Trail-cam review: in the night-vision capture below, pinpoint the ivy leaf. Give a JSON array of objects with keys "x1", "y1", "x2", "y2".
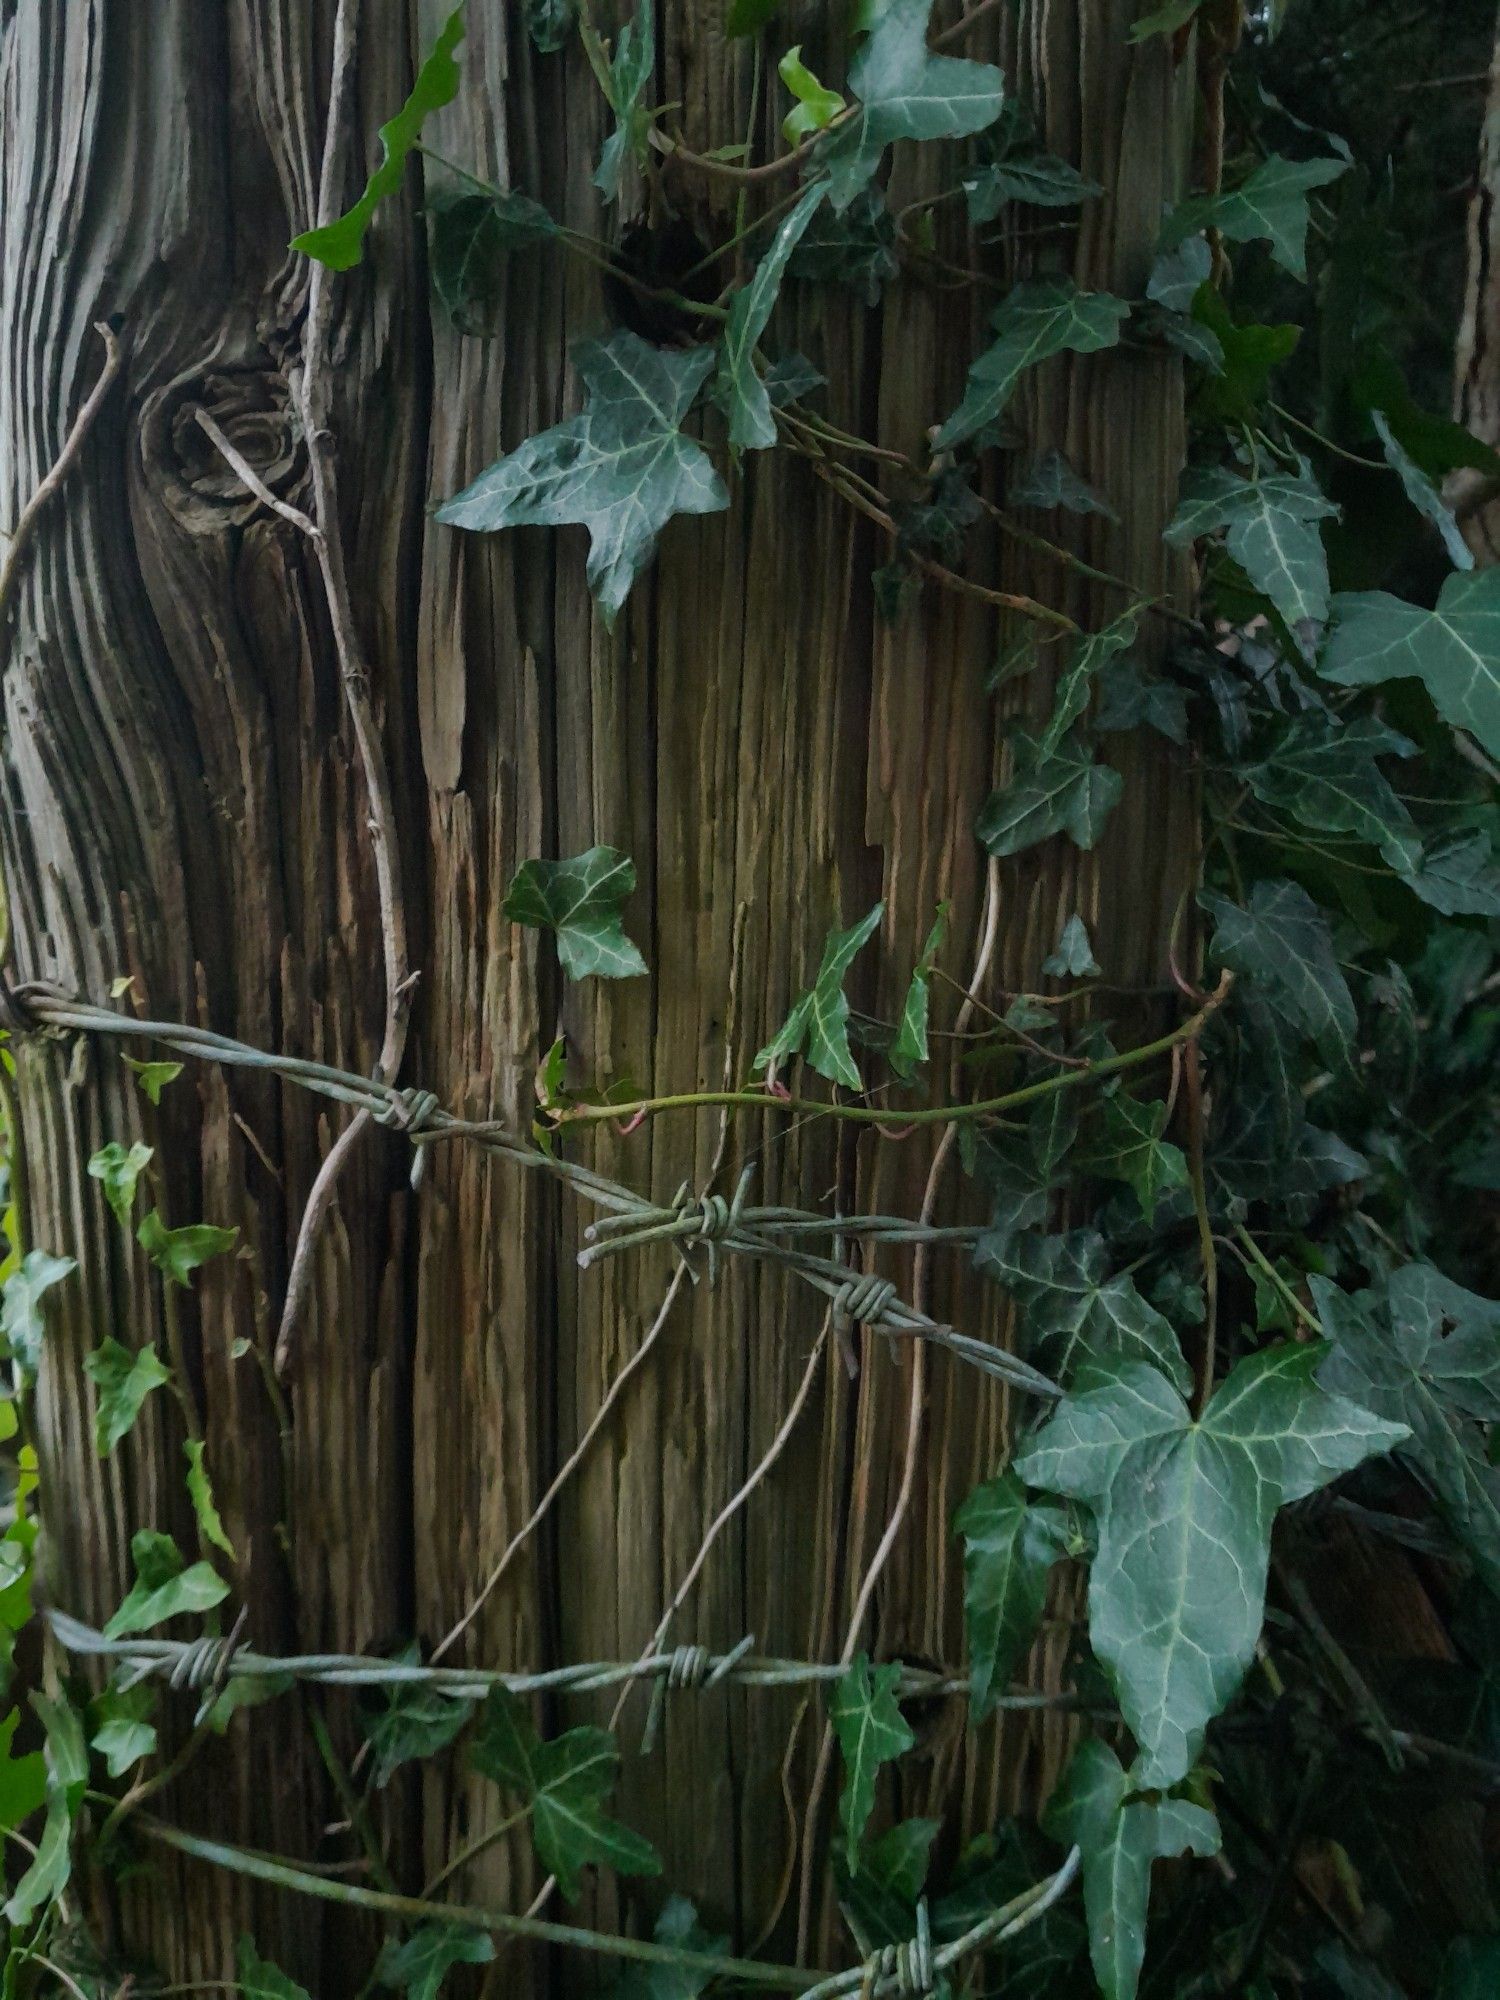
[
  {"x1": 935, "y1": 281, "x2": 1130, "y2": 452},
  {"x1": 1042, "y1": 1737, "x2": 1220, "y2": 2000},
  {"x1": 1316, "y1": 1267, "x2": 1500, "y2": 1593},
  {"x1": 1164, "y1": 462, "x2": 1338, "y2": 658},
  {"x1": 1200, "y1": 879, "x2": 1355, "y2": 1069},
  {"x1": 471, "y1": 1688, "x2": 661, "y2": 1901},
  {"x1": 137, "y1": 1211, "x2": 238, "y2": 1289},
  {"x1": 593, "y1": 2, "x2": 655, "y2": 200},
  {"x1": 436, "y1": 331, "x2": 728, "y2": 626},
  {"x1": 1095, "y1": 658, "x2": 1189, "y2": 744},
  {"x1": 978, "y1": 728, "x2": 1124, "y2": 858},
  {"x1": 123, "y1": 1056, "x2": 183, "y2": 1104},
  {"x1": 1016, "y1": 1346, "x2": 1407, "y2": 1786},
  {"x1": 787, "y1": 189, "x2": 897, "y2": 306},
  {"x1": 90, "y1": 1683, "x2": 158, "y2": 1780},
  {"x1": 83, "y1": 1337, "x2": 171, "y2": 1457},
  {"x1": 87, "y1": 1141, "x2": 153, "y2": 1231},
  {"x1": 365, "y1": 1663, "x2": 475, "y2": 1788},
  {"x1": 1371, "y1": 409, "x2": 1473, "y2": 571},
  {"x1": 813, "y1": 0, "x2": 1004, "y2": 211},
  {"x1": 1129, "y1": 0, "x2": 1203, "y2": 41},
  {"x1": 1189, "y1": 291, "x2": 1300, "y2": 425},
  {"x1": 1011, "y1": 448, "x2": 1118, "y2": 520},
  {"x1": 1161, "y1": 153, "x2": 1349, "y2": 280},
  {"x1": 602, "y1": 1896, "x2": 729, "y2": 2000},
  {"x1": 716, "y1": 183, "x2": 827, "y2": 453},
  {"x1": 235, "y1": 1938, "x2": 314, "y2": 2000},
  {"x1": 1402, "y1": 832, "x2": 1500, "y2": 917},
  {"x1": 292, "y1": 6, "x2": 466, "y2": 269},
  {"x1": 1351, "y1": 348, "x2": 1500, "y2": 482},
  {"x1": 103, "y1": 1530, "x2": 229, "y2": 1640},
  {"x1": 829, "y1": 1655, "x2": 915, "y2": 1865},
  {"x1": 1321, "y1": 568, "x2": 1500, "y2": 762},
  {"x1": 0, "y1": 1708, "x2": 45, "y2": 1831},
  {"x1": 1238, "y1": 713, "x2": 1421, "y2": 874},
  {"x1": 1040, "y1": 611, "x2": 1141, "y2": 757},
  {"x1": 4, "y1": 1696, "x2": 86, "y2": 1928},
  {"x1": 754, "y1": 902, "x2": 884, "y2": 1090},
  {"x1": 956, "y1": 1471, "x2": 1069, "y2": 1721},
  {"x1": 502, "y1": 847, "x2": 648, "y2": 980},
  {"x1": 1147, "y1": 234, "x2": 1211, "y2": 313},
  {"x1": 185, "y1": 1439, "x2": 236, "y2": 1559},
  {"x1": 1083, "y1": 1091, "x2": 1189, "y2": 1224},
  {"x1": 834, "y1": 1817, "x2": 940, "y2": 1954},
  {"x1": 526, "y1": 0, "x2": 576, "y2": 53},
  {"x1": 964, "y1": 154, "x2": 1102, "y2": 220},
  {"x1": 890, "y1": 909, "x2": 947, "y2": 1081},
  {"x1": 0, "y1": 1249, "x2": 75, "y2": 1374},
  {"x1": 375, "y1": 1924, "x2": 495, "y2": 2000},
  {"x1": 779, "y1": 47, "x2": 845, "y2": 144},
  {"x1": 977, "y1": 1230, "x2": 1190, "y2": 1391},
  {"x1": 727, "y1": 0, "x2": 782, "y2": 34},
  {"x1": 428, "y1": 187, "x2": 558, "y2": 337},
  {"x1": 1043, "y1": 914, "x2": 1100, "y2": 979}
]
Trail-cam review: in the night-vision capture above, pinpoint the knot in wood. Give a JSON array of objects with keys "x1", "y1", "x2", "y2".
[{"x1": 147, "y1": 364, "x2": 308, "y2": 533}]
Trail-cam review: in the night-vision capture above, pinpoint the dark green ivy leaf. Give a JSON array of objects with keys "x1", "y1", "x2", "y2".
[
  {"x1": 428, "y1": 186, "x2": 558, "y2": 336},
  {"x1": 1012, "y1": 448, "x2": 1118, "y2": 520},
  {"x1": 1238, "y1": 713, "x2": 1421, "y2": 874},
  {"x1": 977, "y1": 1229, "x2": 1190, "y2": 1391},
  {"x1": 185, "y1": 1438, "x2": 236, "y2": 1559},
  {"x1": 1082, "y1": 1090, "x2": 1190, "y2": 1224},
  {"x1": 502, "y1": 846, "x2": 648, "y2": 980},
  {"x1": 726, "y1": 0, "x2": 782, "y2": 34},
  {"x1": 1161, "y1": 153, "x2": 1349, "y2": 281},
  {"x1": 1129, "y1": 0, "x2": 1203, "y2": 42},
  {"x1": 292, "y1": 7, "x2": 466, "y2": 270},
  {"x1": 436, "y1": 332, "x2": 728, "y2": 625},
  {"x1": 977, "y1": 728, "x2": 1124, "y2": 858},
  {"x1": 601, "y1": 1895, "x2": 729, "y2": 1999},
  {"x1": 1371, "y1": 409, "x2": 1473, "y2": 572},
  {"x1": 1147, "y1": 234, "x2": 1211, "y2": 313},
  {"x1": 964, "y1": 153, "x2": 1102, "y2": 220},
  {"x1": 956, "y1": 1471, "x2": 1069, "y2": 1721},
  {"x1": 755, "y1": 902, "x2": 884, "y2": 1090},
  {"x1": 1188, "y1": 291, "x2": 1300, "y2": 426},
  {"x1": 375, "y1": 1924, "x2": 495, "y2": 2000},
  {"x1": 788, "y1": 189, "x2": 898, "y2": 306},
  {"x1": 103, "y1": 1530, "x2": 229, "y2": 1640},
  {"x1": 236, "y1": 1937, "x2": 314, "y2": 2000},
  {"x1": 1016, "y1": 1345, "x2": 1406, "y2": 1786},
  {"x1": 593, "y1": 2, "x2": 655, "y2": 200},
  {"x1": 1165, "y1": 462, "x2": 1338, "y2": 658},
  {"x1": 1321, "y1": 568, "x2": 1500, "y2": 763},
  {"x1": 526, "y1": 0, "x2": 576, "y2": 52},
  {"x1": 1042, "y1": 1737, "x2": 1220, "y2": 2000},
  {"x1": 830, "y1": 1655, "x2": 915, "y2": 1865},
  {"x1": 1403, "y1": 832, "x2": 1500, "y2": 917},
  {"x1": 471, "y1": 1687, "x2": 661, "y2": 1901},
  {"x1": 814, "y1": 0, "x2": 1005, "y2": 212},
  {"x1": 364, "y1": 1658, "x2": 475, "y2": 1789},
  {"x1": 84, "y1": 1337, "x2": 171, "y2": 1457},
  {"x1": 935, "y1": 281, "x2": 1130, "y2": 452},
  {"x1": 716, "y1": 183, "x2": 828, "y2": 453},
  {"x1": 1200, "y1": 878, "x2": 1355, "y2": 1069}
]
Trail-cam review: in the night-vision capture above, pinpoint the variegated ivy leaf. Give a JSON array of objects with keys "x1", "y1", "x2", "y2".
[
  {"x1": 935, "y1": 280, "x2": 1130, "y2": 452},
  {"x1": 292, "y1": 7, "x2": 466, "y2": 270},
  {"x1": 964, "y1": 152, "x2": 1101, "y2": 220},
  {"x1": 1160, "y1": 152, "x2": 1349, "y2": 281},
  {"x1": 502, "y1": 846, "x2": 648, "y2": 980},
  {"x1": 0, "y1": 1249, "x2": 76, "y2": 1374},
  {"x1": 890, "y1": 907, "x2": 947, "y2": 1081},
  {"x1": 1082, "y1": 1090, "x2": 1189, "y2": 1224},
  {"x1": 375, "y1": 1924, "x2": 495, "y2": 2000},
  {"x1": 592, "y1": 2, "x2": 655, "y2": 200},
  {"x1": 437, "y1": 332, "x2": 728, "y2": 625},
  {"x1": 84, "y1": 1337, "x2": 171, "y2": 1457},
  {"x1": 716, "y1": 183, "x2": 827, "y2": 453},
  {"x1": 87, "y1": 1141, "x2": 153, "y2": 1231},
  {"x1": 1200, "y1": 878, "x2": 1355, "y2": 1070},
  {"x1": 956, "y1": 1471, "x2": 1069, "y2": 1721},
  {"x1": 1164, "y1": 462, "x2": 1338, "y2": 658},
  {"x1": 829, "y1": 1655, "x2": 915, "y2": 1865},
  {"x1": 103, "y1": 1530, "x2": 229, "y2": 1641},
  {"x1": 977, "y1": 1227, "x2": 1190, "y2": 1392},
  {"x1": 1320, "y1": 567, "x2": 1500, "y2": 763},
  {"x1": 977, "y1": 728, "x2": 1123, "y2": 859},
  {"x1": 1043, "y1": 1737, "x2": 1220, "y2": 2000},
  {"x1": 471, "y1": 1687, "x2": 661, "y2": 1901},
  {"x1": 1238, "y1": 713, "x2": 1421, "y2": 874},
  {"x1": 1371, "y1": 409, "x2": 1473, "y2": 572},
  {"x1": 813, "y1": 0, "x2": 1005, "y2": 212},
  {"x1": 1015, "y1": 1345, "x2": 1407, "y2": 1787},
  {"x1": 755, "y1": 902, "x2": 884, "y2": 1090},
  {"x1": 365, "y1": 1655, "x2": 475, "y2": 1788},
  {"x1": 1043, "y1": 914, "x2": 1100, "y2": 979}
]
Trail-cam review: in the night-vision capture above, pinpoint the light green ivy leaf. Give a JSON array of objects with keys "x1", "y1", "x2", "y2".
[
  {"x1": 956, "y1": 1471, "x2": 1069, "y2": 1721},
  {"x1": 0, "y1": 1249, "x2": 76, "y2": 1374},
  {"x1": 185, "y1": 1439, "x2": 237, "y2": 1559},
  {"x1": 1016, "y1": 1345, "x2": 1407, "y2": 1786},
  {"x1": 813, "y1": 0, "x2": 1004, "y2": 211},
  {"x1": 137, "y1": 1210, "x2": 238, "y2": 1289},
  {"x1": 472, "y1": 1688, "x2": 661, "y2": 1901},
  {"x1": 292, "y1": 7, "x2": 466, "y2": 269},
  {"x1": 235, "y1": 1937, "x2": 314, "y2": 2000},
  {"x1": 755, "y1": 902, "x2": 884, "y2": 1090},
  {"x1": 935, "y1": 280, "x2": 1130, "y2": 452},
  {"x1": 502, "y1": 846, "x2": 648, "y2": 980},
  {"x1": 123, "y1": 1056, "x2": 183, "y2": 1104},
  {"x1": 1043, "y1": 1737, "x2": 1220, "y2": 2000},
  {"x1": 890, "y1": 908, "x2": 947, "y2": 1081},
  {"x1": 84, "y1": 1336, "x2": 171, "y2": 1457},
  {"x1": 716, "y1": 183, "x2": 828, "y2": 453},
  {"x1": 87, "y1": 1141, "x2": 153, "y2": 1231},
  {"x1": 1043, "y1": 914, "x2": 1101, "y2": 978},
  {"x1": 90, "y1": 1683, "x2": 158, "y2": 1780},
  {"x1": 830, "y1": 1655, "x2": 915, "y2": 1865},
  {"x1": 780, "y1": 47, "x2": 846, "y2": 144},
  {"x1": 0, "y1": 1709, "x2": 45, "y2": 1833},
  {"x1": 103, "y1": 1530, "x2": 229, "y2": 1640},
  {"x1": 436, "y1": 331, "x2": 728, "y2": 625},
  {"x1": 1161, "y1": 152, "x2": 1349, "y2": 281},
  {"x1": 1320, "y1": 567, "x2": 1500, "y2": 763},
  {"x1": 375, "y1": 1924, "x2": 496, "y2": 2000},
  {"x1": 593, "y1": 2, "x2": 655, "y2": 200}
]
